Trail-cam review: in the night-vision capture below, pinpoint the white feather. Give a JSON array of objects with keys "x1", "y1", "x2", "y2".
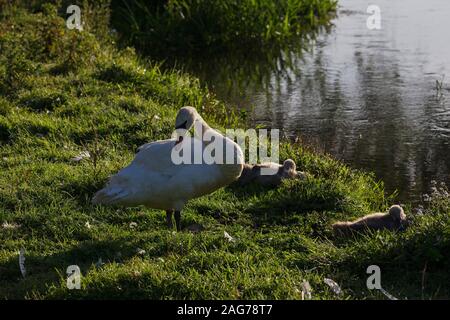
[{"x1": 19, "y1": 248, "x2": 26, "y2": 278}]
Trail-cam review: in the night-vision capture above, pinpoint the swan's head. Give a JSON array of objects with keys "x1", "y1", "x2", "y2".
[
  {"x1": 175, "y1": 106, "x2": 199, "y2": 130},
  {"x1": 174, "y1": 106, "x2": 202, "y2": 144}
]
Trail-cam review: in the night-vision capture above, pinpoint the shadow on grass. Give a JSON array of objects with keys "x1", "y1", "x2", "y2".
[
  {"x1": 225, "y1": 179, "x2": 345, "y2": 230},
  {"x1": 0, "y1": 238, "x2": 143, "y2": 299}
]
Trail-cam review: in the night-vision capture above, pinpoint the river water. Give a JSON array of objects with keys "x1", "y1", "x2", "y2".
[{"x1": 192, "y1": 0, "x2": 450, "y2": 203}]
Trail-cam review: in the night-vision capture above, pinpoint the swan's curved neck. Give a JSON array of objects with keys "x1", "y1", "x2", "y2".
[
  {"x1": 193, "y1": 114, "x2": 244, "y2": 167},
  {"x1": 193, "y1": 116, "x2": 213, "y2": 139}
]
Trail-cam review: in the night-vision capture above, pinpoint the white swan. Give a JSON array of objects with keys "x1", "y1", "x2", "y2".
[{"x1": 92, "y1": 107, "x2": 244, "y2": 231}]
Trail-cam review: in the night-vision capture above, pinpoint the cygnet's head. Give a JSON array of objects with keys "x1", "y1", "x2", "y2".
[
  {"x1": 283, "y1": 159, "x2": 296, "y2": 171},
  {"x1": 388, "y1": 205, "x2": 406, "y2": 221}
]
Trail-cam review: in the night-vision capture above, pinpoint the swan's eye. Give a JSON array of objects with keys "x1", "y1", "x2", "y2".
[{"x1": 175, "y1": 120, "x2": 187, "y2": 129}]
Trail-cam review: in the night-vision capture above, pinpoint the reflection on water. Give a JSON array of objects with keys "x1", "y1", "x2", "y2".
[{"x1": 185, "y1": 0, "x2": 450, "y2": 203}]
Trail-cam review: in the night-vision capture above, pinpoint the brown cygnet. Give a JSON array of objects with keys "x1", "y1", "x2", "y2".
[
  {"x1": 236, "y1": 159, "x2": 306, "y2": 187},
  {"x1": 332, "y1": 205, "x2": 408, "y2": 236}
]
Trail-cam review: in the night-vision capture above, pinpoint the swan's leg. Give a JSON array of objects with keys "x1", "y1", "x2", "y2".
[
  {"x1": 174, "y1": 211, "x2": 181, "y2": 232},
  {"x1": 166, "y1": 210, "x2": 174, "y2": 229}
]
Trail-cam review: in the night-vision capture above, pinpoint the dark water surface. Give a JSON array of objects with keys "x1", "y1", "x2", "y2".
[{"x1": 189, "y1": 0, "x2": 450, "y2": 203}]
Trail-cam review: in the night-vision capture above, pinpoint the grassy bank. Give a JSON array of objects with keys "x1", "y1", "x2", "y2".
[
  {"x1": 0, "y1": 4, "x2": 449, "y2": 299},
  {"x1": 111, "y1": 0, "x2": 337, "y2": 57}
]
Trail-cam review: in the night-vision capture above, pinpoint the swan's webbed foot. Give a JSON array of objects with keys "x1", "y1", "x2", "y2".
[
  {"x1": 174, "y1": 211, "x2": 181, "y2": 232},
  {"x1": 166, "y1": 210, "x2": 174, "y2": 229}
]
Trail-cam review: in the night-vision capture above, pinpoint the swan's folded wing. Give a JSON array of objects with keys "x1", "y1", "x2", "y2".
[
  {"x1": 133, "y1": 137, "x2": 211, "y2": 176},
  {"x1": 132, "y1": 139, "x2": 183, "y2": 176},
  {"x1": 135, "y1": 140, "x2": 160, "y2": 153}
]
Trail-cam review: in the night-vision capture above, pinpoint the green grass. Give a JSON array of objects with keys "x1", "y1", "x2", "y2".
[
  {"x1": 110, "y1": 0, "x2": 337, "y2": 57},
  {"x1": 0, "y1": 4, "x2": 449, "y2": 300}
]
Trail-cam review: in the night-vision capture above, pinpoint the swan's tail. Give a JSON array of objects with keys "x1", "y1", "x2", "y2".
[{"x1": 92, "y1": 176, "x2": 130, "y2": 205}]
